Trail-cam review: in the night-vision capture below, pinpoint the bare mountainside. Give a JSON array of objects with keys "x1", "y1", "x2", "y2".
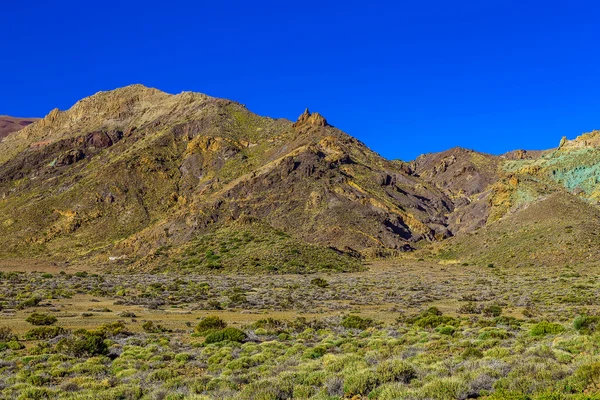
[{"x1": 1, "y1": 84, "x2": 599, "y2": 271}]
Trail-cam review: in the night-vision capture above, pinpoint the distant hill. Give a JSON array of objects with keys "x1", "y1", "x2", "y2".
[
  {"x1": 0, "y1": 116, "x2": 39, "y2": 139},
  {"x1": 1, "y1": 85, "x2": 598, "y2": 271}
]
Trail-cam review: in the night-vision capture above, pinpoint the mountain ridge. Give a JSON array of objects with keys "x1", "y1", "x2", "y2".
[{"x1": 1, "y1": 85, "x2": 598, "y2": 271}]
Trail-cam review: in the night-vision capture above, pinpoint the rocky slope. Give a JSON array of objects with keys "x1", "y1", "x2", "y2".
[{"x1": 425, "y1": 134, "x2": 600, "y2": 267}]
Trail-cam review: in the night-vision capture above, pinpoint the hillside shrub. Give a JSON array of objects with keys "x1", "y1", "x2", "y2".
[
  {"x1": 196, "y1": 316, "x2": 227, "y2": 334},
  {"x1": 17, "y1": 296, "x2": 41, "y2": 309},
  {"x1": 341, "y1": 315, "x2": 374, "y2": 330},
  {"x1": 0, "y1": 326, "x2": 15, "y2": 341},
  {"x1": 376, "y1": 359, "x2": 417, "y2": 383},
  {"x1": 530, "y1": 321, "x2": 565, "y2": 336},
  {"x1": 483, "y1": 304, "x2": 503, "y2": 317},
  {"x1": 310, "y1": 277, "x2": 329, "y2": 288},
  {"x1": 26, "y1": 312, "x2": 57, "y2": 326},
  {"x1": 204, "y1": 327, "x2": 246, "y2": 344},
  {"x1": 343, "y1": 369, "x2": 379, "y2": 396},
  {"x1": 57, "y1": 331, "x2": 108, "y2": 357},
  {"x1": 142, "y1": 321, "x2": 169, "y2": 333},
  {"x1": 412, "y1": 307, "x2": 459, "y2": 329},
  {"x1": 574, "y1": 315, "x2": 600, "y2": 334},
  {"x1": 24, "y1": 326, "x2": 67, "y2": 340}
]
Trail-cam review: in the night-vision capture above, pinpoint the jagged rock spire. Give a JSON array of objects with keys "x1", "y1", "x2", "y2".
[{"x1": 293, "y1": 108, "x2": 328, "y2": 128}]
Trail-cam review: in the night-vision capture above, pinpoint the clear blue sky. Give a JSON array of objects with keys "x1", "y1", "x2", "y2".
[{"x1": 2, "y1": 1, "x2": 600, "y2": 160}]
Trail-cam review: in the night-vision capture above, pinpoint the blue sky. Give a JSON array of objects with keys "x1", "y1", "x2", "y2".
[{"x1": 2, "y1": 1, "x2": 600, "y2": 160}]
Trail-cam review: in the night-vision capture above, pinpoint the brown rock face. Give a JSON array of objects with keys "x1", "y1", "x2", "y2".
[{"x1": 0, "y1": 116, "x2": 40, "y2": 140}]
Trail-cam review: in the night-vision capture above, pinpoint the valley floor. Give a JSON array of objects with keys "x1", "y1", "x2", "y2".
[{"x1": 1, "y1": 259, "x2": 600, "y2": 399}]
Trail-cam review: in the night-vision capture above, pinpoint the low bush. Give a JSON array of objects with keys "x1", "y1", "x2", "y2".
[
  {"x1": 142, "y1": 321, "x2": 169, "y2": 333},
  {"x1": 343, "y1": 368, "x2": 379, "y2": 396},
  {"x1": 196, "y1": 316, "x2": 227, "y2": 334},
  {"x1": 0, "y1": 326, "x2": 15, "y2": 341},
  {"x1": 24, "y1": 326, "x2": 67, "y2": 340},
  {"x1": 530, "y1": 321, "x2": 565, "y2": 337},
  {"x1": 375, "y1": 359, "x2": 416, "y2": 384},
  {"x1": 412, "y1": 307, "x2": 459, "y2": 329},
  {"x1": 26, "y1": 312, "x2": 57, "y2": 326},
  {"x1": 17, "y1": 296, "x2": 41, "y2": 309},
  {"x1": 57, "y1": 331, "x2": 108, "y2": 357},
  {"x1": 483, "y1": 303, "x2": 503, "y2": 317},
  {"x1": 436, "y1": 325, "x2": 456, "y2": 336},
  {"x1": 204, "y1": 327, "x2": 246, "y2": 344},
  {"x1": 98, "y1": 321, "x2": 129, "y2": 337},
  {"x1": 310, "y1": 277, "x2": 329, "y2": 288},
  {"x1": 573, "y1": 315, "x2": 600, "y2": 334},
  {"x1": 341, "y1": 315, "x2": 375, "y2": 330}
]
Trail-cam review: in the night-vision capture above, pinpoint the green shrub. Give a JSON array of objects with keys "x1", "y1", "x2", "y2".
[
  {"x1": 570, "y1": 361, "x2": 600, "y2": 392},
  {"x1": 412, "y1": 307, "x2": 459, "y2": 329},
  {"x1": 237, "y1": 379, "x2": 294, "y2": 400},
  {"x1": 175, "y1": 352, "x2": 192, "y2": 362},
  {"x1": 375, "y1": 359, "x2": 416, "y2": 384},
  {"x1": 341, "y1": 315, "x2": 374, "y2": 330},
  {"x1": 530, "y1": 321, "x2": 564, "y2": 337},
  {"x1": 57, "y1": 331, "x2": 108, "y2": 357},
  {"x1": 17, "y1": 296, "x2": 42, "y2": 309},
  {"x1": 24, "y1": 326, "x2": 67, "y2": 340},
  {"x1": 6, "y1": 340, "x2": 24, "y2": 350},
  {"x1": 573, "y1": 315, "x2": 600, "y2": 334},
  {"x1": 344, "y1": 369, "x2": 379, "y2": 396},
  {"x1": 0, "y1": 326, "x2": 15, "y2": 341},
  {"x1": 196, "y1": 316, "x2": 227, "y2": 334},
  {"x1": 98, "y1": 321, "x2": 129, "y2": 337},
  {"x1": 458, "y1": 302, "x2": 481, "y2": 314},
  {"x1": 483, "y1": 304, "x2": 503, "y2": 317},
  {"x1": 142, "y1": 321, "x2": 169, "y2": 333},
  {"x1": 372, "y1": 383, "x2": 410, "y2": 400},
  {"x1": 204, "y1": 327, "x2": 246, "y2": 344},
  {"x1": 436, "y1": 325, "x2": 456, "y2": 336},
  {"x1": 310, "y1": 277, "x2": 329, "y2": 288},
  {"x1": 26, "y1": 312, "x2": 57, "y2": 326},
  {"x1": 419, "y1": 377, "x2": 468, "y2": 400},
  {"x1": 17, "y1": 387, "x2": 56, "y2": 400},
  {"x1": 478, "y1": 328, "x2": 509, "y2": 340},
  {"x1": 461, "y1": 347, "x2": 483, "y2": 359},
  {"x1": 148, "y1": 368, "x2": 177, "y2": 382},
  {"x1": 303, "y1": 345, "x2": 327, "y2": 359}
]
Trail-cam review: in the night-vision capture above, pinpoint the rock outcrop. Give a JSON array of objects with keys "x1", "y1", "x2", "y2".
[{"x1": 292, "y1": 108, "x2": 328, "y2": 128}]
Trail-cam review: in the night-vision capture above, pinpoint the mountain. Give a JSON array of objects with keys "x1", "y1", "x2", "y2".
[
  {"x1": 0, "y1": 116, "x2": 39, "y2": 139},
  {"x1": 0, "y1": 85, "x2": 451, "y2": 272},
  {"x1": 1, "y1": 85, "x2": 599, "y2": 272},
  {"x1": 425, "y1": 133, "x2": 600, "y2": 267}
]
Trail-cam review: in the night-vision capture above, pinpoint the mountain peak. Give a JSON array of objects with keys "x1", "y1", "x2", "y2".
[{"x1": 292, "y1": 108, "x2": 328, "y2": 128}]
